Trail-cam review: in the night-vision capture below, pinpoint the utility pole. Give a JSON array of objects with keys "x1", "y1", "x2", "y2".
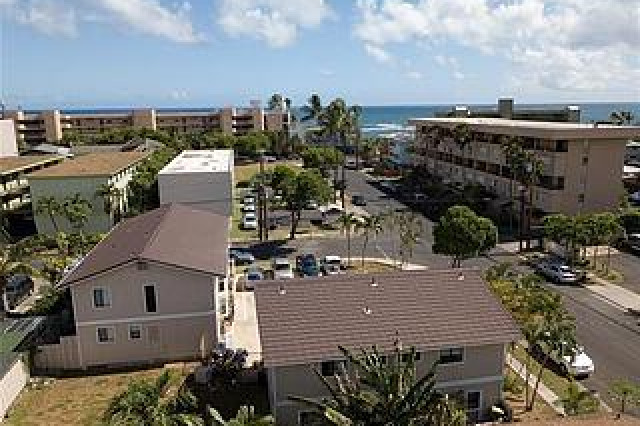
[
  {"x1": 258, "y1": 151, "x2": 266, "y2": 242},
  {"x1": 519, "y1": 186, "x2": 526, "y2": 252}
]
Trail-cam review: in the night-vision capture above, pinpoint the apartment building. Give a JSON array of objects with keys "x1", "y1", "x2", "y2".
[
  {"x1": 409, "y1": 117, "x2": 640, "y2": 216},
  {"x1": 28, "y1": 152, "x2": 148, "y2": 234},
  {"x1": 0, "y1": 155, "x2": 65, "y2": 212},
  {"x1": 255, "y1": 269, "x2": 520, "y2": 425},
  {"x1": 158, "y1": 149, "x2": 234, "y2": 217},
  {"x1": 5, "y1": 106, "x2": 290, "y2": 145},
  {"x1": 436, "y1": 97, "x2": 581, "y2": 123},
  {"x1": 0, "y1": 119, "x2": 18, "y2": 157},
  {"x1": 56, "y1": 204, "x2": 230, "y2": 369}
]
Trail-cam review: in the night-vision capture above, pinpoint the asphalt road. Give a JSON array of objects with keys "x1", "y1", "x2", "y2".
[{"x1": 244, "y1": 169, "x2": 640, "y2": 415}]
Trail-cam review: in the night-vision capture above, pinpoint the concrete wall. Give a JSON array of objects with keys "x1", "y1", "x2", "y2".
[
  {"x1": 268, "y1": 343, "x2": 506, "y2": 425},
  {"x1": 0, "y1": 120, "x2": 18, "y2": 157},
  {"x1": 158, "y1": 171, "x2": 232, "y2": 217},
  {"x1": 0, "y1": 356, "x2": 29, "y2": 421},
  {"x1": 71, "y1": 262, "x2": 218, "y2": 368}
]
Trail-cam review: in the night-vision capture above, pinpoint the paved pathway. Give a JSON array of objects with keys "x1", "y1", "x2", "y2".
[
  {"x1": 586, "y1": 276, "x2": 640, "y2": 311},
  {"x1": 230, "y1": 292, "x2": 261, "y2": 366}
]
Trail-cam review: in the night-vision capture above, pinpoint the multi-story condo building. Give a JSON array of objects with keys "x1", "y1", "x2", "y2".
[
  {"x1": 409, "y1": 117, "x2": 640, "y2": 216},
  {"x1": 4, "y1": 106, "x2": 290, "y2": 145},
  {"x1": 436, "y1": 97, "x2": 581, "y2": 123},
  {"x1": 0, "y1": 155, "x2": 65, "y2": 212},
  {"x1": 256, "y1": 269, "x2": 520, "y2": 425},
  {"x1": 28, "y1": 152, "x2": 148, "y2": 234}
]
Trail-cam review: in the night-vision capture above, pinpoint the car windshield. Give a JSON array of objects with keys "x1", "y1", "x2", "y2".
[
  {"x1": 274, "y1": 263, "x2": 290, "y2": 271},
  {"x1": 244, "y1": 214, "x2": 256, "y2": 220}
]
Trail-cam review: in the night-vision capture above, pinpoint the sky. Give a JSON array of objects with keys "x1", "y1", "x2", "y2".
[{"x1": 1, "y1": 0, "x2": 639, "y2": 109}]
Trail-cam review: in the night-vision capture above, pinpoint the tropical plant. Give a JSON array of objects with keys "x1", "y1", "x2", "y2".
[
  {"x1": 300, "y1": 146, "x2": 344, "y2": 178},
  {"x1": 0, "y1": 241, "x2": 35, "y2": 315},
  {"x1": 301, "y1": 94, "x2": 323, "y2": 122},
  {"x1": 610, "y1": 111, "x2": 634, "y2": 126},
  {"x1": 29, "y1": 285, "x2": 64, "y2": 316},
  {"x1": 433, "y1": 205, "x2": 498, "y2": 268},
  {"x1": 554, "y1": 382, "x2": 599, "y2": 416},
  {"x1": 608, "y1": 379, "x2": 640, "y2": 414},
  {"x1": 103, "y1": 370, "x2": 202, "y2": 426},
  {"x1": 348, "y1": 104, "x2": 363, "y2": 170},
  {"x1": 36, "y1": 196, "x2": 63, "y2": 233},
  {"x1": 337, "y1": 212, "x2": 358, "y2": 267},
  {"x1": 396, "y1": 211, "x2": 424, "y2": 266},
  {"x1": 61, "y1": 193, "x2": 92, "y2": 231},
  {"x1": 267, "y1": 93, "x2": 284, "y2": 110},
  {"x1": 205, "y1": 348, "x2": 248, "y2": 388},
  {"x1": 289, "y1": 342, "x2": 466, "y2": 425},
  {"x1": 208, "y1": 405, "x2": 274, "y2": 426},
  {"x1": 95, "y1": 183, "x2": 125, "y2": 221},
  {"x1": 355, "y1": 214, "x2": 384, "y2": 268}
]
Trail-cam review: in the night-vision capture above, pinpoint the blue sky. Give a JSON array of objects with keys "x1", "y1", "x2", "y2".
[{"x1": 1, "y1": 0, "x2": 638, "y2": 109}]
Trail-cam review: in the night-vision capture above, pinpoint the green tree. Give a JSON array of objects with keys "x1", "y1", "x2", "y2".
[
  {"x1": 608, "y1": 379, "x2": 640, "y2": 414},
  {"x1": 0, "y1": 242, "x2": 35, "y2": 315},
  {"x1": 355, "y1": 214, "x2": 383, "y2": 268},
  {"x1": 36, "y1": 196, "x2": 63, "y2": 233},
  {"x1": 267, "y1": 93, "x2": 284, "y2": 110},
  {"x1": 433, "y1": 205, "x2": 498, "y2": 268},
  {"x1": 208, "y1": 406, "x2": 274, "y2": 426},
  {"x1": 289, "y1": 343, "x2": 466, "y2": 426},
  {"x1": 95, "y1": 183, "x2": 125, "y2": 223},
  {"x1": 554, "y1": 382, "x2": 599, "y2": 416},
  {"x1": 103, "y1": 370, "x2": 202, "y2": 426},
  {"x1": 337, "y1": 212, "x2": 358, "y2": 267},
  {"x1": 397, "y1": 211, "x2": 424, "y2": 266},
  {"x1": 318, "y1": 98, "x2": 352, "y2": 207},
  {"x1": 301, "y1": 93, "x2": 323, "y2": 122},
  {"x1": 29, "y1": 285, "x2": 64, "y2": 316},
  {"x1": 348, "y1": 104, "x2": 363, "y2": 170},
  {"x1": 62, "y1": 193, "x2": 92, "y2": 231},
  {"x1": 300, "y1": 146, "x2": 344, "y2": 178},
  {"x1": 610, "y1": 111, "x2": 634, "y2": 126}
]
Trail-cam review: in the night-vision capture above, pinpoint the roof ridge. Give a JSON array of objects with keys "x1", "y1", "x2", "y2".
[{"x1": 139, "y1": 204, "x2": 174, "y2": 260}]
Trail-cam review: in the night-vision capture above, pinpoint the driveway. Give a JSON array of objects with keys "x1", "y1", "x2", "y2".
[{"x1": 231, "y1": 291, "x2": 261, "y2": 366}]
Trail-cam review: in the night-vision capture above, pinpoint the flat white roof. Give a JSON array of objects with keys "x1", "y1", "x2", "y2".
[{"x1": 159, "y1": 149, "x2": 233, "y2": 174}]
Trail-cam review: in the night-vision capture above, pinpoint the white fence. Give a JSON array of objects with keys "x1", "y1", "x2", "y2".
[
  {"x1": 34, "y1": 336, "x2": 80, "y2": 371},
  {"x1": 0, "y1": 356, "x2": 29, "y2": 422}
]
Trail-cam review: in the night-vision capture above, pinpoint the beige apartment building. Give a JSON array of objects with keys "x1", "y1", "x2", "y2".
[
  {"x1": 0, "y1": 155, "x2": 65, "y2": 212},
  {"x1": 55, "y1": 204, "x2": 230, "y2": 369},
  {"x1": 28, "y1": 152, "x2": 148, "y2": 234},
  {"x1": 255, "y1": 269, "x2": 520, "y2": 425},
  {"x1": 409, "y1": 117, "x2": 640, "y2": 216},
  {"x1": 5, "y1": 106, "x2": 290, "y2": 145}
]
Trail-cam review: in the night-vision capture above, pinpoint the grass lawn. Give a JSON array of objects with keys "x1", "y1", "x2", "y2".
[
  {"x1": 234, "y1": 160, "x2": 301, "y2": 186},
  {"x1": 5, "y1": 366, "x2": 190, "y2": 426}
]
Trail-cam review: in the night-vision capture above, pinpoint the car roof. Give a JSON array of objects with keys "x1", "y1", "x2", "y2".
[
  {"x1": 323, "y1": 255, "x2": 341, "y2": 261},
  {"x1": 273, "y1": 258, "x2": 291, "y2": 264}
]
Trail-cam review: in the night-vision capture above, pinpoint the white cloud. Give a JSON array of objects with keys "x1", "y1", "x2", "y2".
[
  {"x1": 217, "y1": 0, "x2": 333, "y2": 48},
  {"x1": 434, "y1": 54, "x2": 464, "y2": 79},
  {"x1": 364, "y1": 43, "x2": 392, "y2": 63},
  {"x1": 1, "y1": 0, "x2": 201, "y2": 43},
  {"x1": 93, "y1": 0, "x2": 201, "y2": 43},
  {"x1": 405, "y1": 70, "x2": 423, "y2": 80},
  {"x1": 319, "y1": 69, "x2": 335, "y2": 76},
  {"x1": 354, "y1": 0, "x2": 640, "y2": 94},
  {"x1": 169, "y1": 89, "x2": 189, "y2": 100}
]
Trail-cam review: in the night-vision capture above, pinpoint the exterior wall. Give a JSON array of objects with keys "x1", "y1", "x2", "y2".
[
  {"x1": 132, "y1": 108, "x2": 156, "y2": 130},
  {"x1": 71, "y1": 262, "x2": 218, "y2": 368},
  {"x1": 0, "y1": 120, "x2": 18, "y2": 157},
  {"x1": 42, "y1": 110, "x2": 62, "y2": 142},
  {"x1": 34, "y1": 336, "x2": 80, "y2": 370},
  {"x1": 158, "y1": 171, "x2": 232, "y2": 217},
  {"x1": 0, "y1": 355, "x2": 29, "y2": 421},
  {"x1": 0, "y1": 157, "x2": 64, "y2": 211},
  {"x1": 268, "y1": 343, "x2": 506, "y2": 426}
]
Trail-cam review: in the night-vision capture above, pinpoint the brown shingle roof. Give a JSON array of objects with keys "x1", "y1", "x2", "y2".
[
  {"x1": 60, "y1": 204, "x2": 229, "y2": 286},
  {"x1": 255, "y1": 269, "x2": 520, "y2": 367},
  {"x1": 28, "y1": 152, "x2": 147, "y2": 178},
  {"x1": 0, "y1": 155, "x2": 63, "y2": 175}
]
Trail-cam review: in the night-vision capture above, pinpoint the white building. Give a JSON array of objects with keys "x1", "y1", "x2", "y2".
[
  {"x1": 0, "y1": 119, "x2": 18, "y2": 157},
  {"x1": 158, "y1": 150, "x2": 234, "y2": 217},
  {"x1": 28, "y1": 152, "x2": 148, "y2": 234}
]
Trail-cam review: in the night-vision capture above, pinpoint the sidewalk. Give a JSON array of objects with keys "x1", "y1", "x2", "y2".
[
  {"x1": 230, "y1": 291, "x2": 262, "y2": 366},
  {"x1": 586, "y1": 274, "x2": 640, "y2": 311},
  {"x1": 506, "y1": 352, "x2": 565, "y2": 416},
  {"x1": 360, "y1": 256, "x2": 428, "y2": 271}
]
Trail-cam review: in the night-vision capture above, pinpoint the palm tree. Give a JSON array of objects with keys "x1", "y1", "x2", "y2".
[
  {"x1": 555, "y1": 382, "x2": 599, "y2": 416},
  {"x1": 95, "y1": 183, "x2": 125, "y2": 223},
  {"x1": 289, "y1": 342, "x2": 465, "y2": 425},
  {"x1": 355, "y1": 214, "x2": 383, "y2": 268},
  {"x1": 301, "y1": 94, "x2": 323, "y2": 122},
  {"x1": 208, "y1": 406, "x2": 274, "y2": 426},
  {"x1": 35, "y1": 196, "x2": 63, "y2": 233},
  {"x1": 397, "y1": 212, "x2": 424, "y2": 266},
  {"x1": 381, "y1": 209, "x2": 401, "y2": 265},
  {"x1": 319, "y1": 99, "x2": 351, "y2": 207},
  {"x1": 501, "y1": 136, "x2": 523, "y2": 236},
  {"x1": 337, "y1": 212, "x2": 358, "y2": 267},
  {"x1": 610, "y1": 111, "x2": 634, "y2": 126},
  {"x1": 267, "y1": 93, "x2": 283, "y2": 110},
  {"x1": 0, "y1": 242, "x2": 35, "y2": 317},
  {"x1": 103, "y1": 370, "x2": 202, "y2": 426},
  {"x1": 517, "y1": 151, "x2": 543, "y2": 250},
  {"x1": 348, "y1": 104, "x2": 363, "y2": 170}
]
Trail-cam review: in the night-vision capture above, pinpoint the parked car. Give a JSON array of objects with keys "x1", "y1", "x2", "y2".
[
  {"x1": 305, "y1": 200, "x2": 319, "y2": 210},
  {"x1": 351, "y1": 194, "x2": 366, "y2": 206},
  {"x1": 534, "y1": 260, "x2": 578, "y2": 284},
  {"x1": 242, "y1": 213, "x2": 258, "y2": 230},
  {"x1": 244, "y1": 267, "x2": 264, "y2": 290},
  {"x1": 345, "y1": 158, "x2": 357, "y2": 169},
  {"x1": 296, "y1": 254, "x2": 319, "y2": 277},
  {"x1": 4, "y1": 274, "x2": 34, "y2": 310},
  {"x1": 533, "y1": 341, "x2": 595, "y2": 377},
  {"x1": 623, "y1": 233, "x2": 640, "y2": 254},
  {"x1": 321, "y1": 255, "x2": 344, "y2": 275},
  {"x1": 272, "y1": 258, "x2": 294, "y2": 280},
  {"x1": 243, "y1": 195, "x2": 256, "y2": 205},
  {"x1": 229, "y1": 249, "x2": 255, "y2": 265},
  {"x1": 242, "y1": 204, "x2": 256, "y2": 213}
]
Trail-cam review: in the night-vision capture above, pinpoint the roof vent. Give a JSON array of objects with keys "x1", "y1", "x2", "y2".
[
  {"x1": 363, "y1": 306, "x2": 372, "y2": 315},
  {"x1": 370, "y1": 277, "x2": 378, "y2": 287},
  {"x1": 457, "y1": 273, "x2": 465, "y2": 281},
  {"x1": 278, "y1": 285, "x2": 286, "y2": 295}
]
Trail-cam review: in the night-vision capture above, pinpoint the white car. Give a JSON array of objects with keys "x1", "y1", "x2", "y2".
[
  {"x1": 535, "y1": 261, "x2": 577, "y2": 284},
  {"x1": 272, "y1": 258, "x2": 294, "y2": 280},
  {"x1": 243, "y1": 195, "x2": 256, "y2": 205},
  {"x1": 562, "y1": 346, "x2": 595, "y2": 377},
  {"x1": 242, "y1": 204, "x2": 256, "y2": 213},
  {"x1": 242, "y1": 213, "x2": 258, "y2": 230},
  {"x1": 321, "y1": 255, "x2": 344, "y2": 275}
]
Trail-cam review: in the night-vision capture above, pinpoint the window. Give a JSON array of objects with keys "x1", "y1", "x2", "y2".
[
  {"x1": 556, "y1": 140, "x2": 569, "y2": 152},
  {"x1": 578, "y1": 194, "x2": 585, "y2": 203},
  {"x1": 439, "y1": 347, "x2": 464, "y2": 364},
  {"x1": 129, "y1": 325, "x2": 142, "y2": 340},
  {"x1": 92, "y1": 287, "x2": 110, "y2": 308},
  {"x1": 218, "y1": 279, "x2": 225, "y2": 292},
  {"x1": 219, "y1": 296, "x2": 227, "y2": 315},
  {"x1": 582, "y1": 156, "x2": 588, "y2": 165},
  {"x1": 97, "y1": 326, "x2": 115, "y2": 343},
  {"x1": 466, "y1": 391, "x2": 482, "y2": 423},
  {"x1": 144, "y1": 284, "x2": 157, "y2": 313},
  {"x1": 321, "y1": 361, "x2": 343, "y2": 376}
]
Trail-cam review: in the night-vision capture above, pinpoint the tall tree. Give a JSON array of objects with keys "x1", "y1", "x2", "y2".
[
  {"x1": 267, "y1": 93, "x2": 284, "y2": 110},
  {"x1": 608, "y1": 379, "x2": 640, "y2": 415},
  {"x1": 397, "y1": 211, "x2": 424, "y2": 266},
  {"x1": 433, "y1": 205, "x2": 498, "y2": 268},
  {"x1": 554, "y1": 382, "x2": 599, "y2": 416},
  {"x1": 36, "y1": 196, "x2": 63, "y2": 233},
  {"x1": 95, "y1": 183, "x2": 125, "y2": 223},
  {"x1": 290, "y1": 342, "x2": 466, "y2": 426},
  {"x1": 348, "y1": 104, "x2": 363, "y2": 170},
  {"x1": 337, "y1": 212, "x2": 358, "y2": 267},
  {"x1": 319, "y1": 98, "x2": 351, "y2": 208},
  {"x1": 301, "y1": 93, "x2": 323, "y2": 122},
  {"x1": 610, "y1": 111, "x2": 634, "y2": 126},
  {"x1": 355, "y1": 214, "x2": 384, "y2": 267},
  {"x1": 501, "y1": 136, "x2": 524, "y2": 236},
  {"x1": 62, "y1": 193, "x2": 92, "y2": 231}
]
